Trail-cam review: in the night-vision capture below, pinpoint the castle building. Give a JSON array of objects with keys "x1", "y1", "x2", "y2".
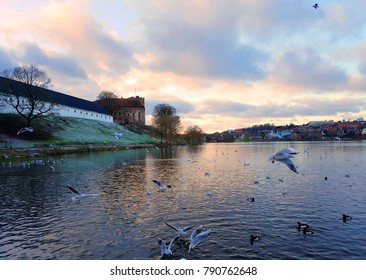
[{"x1": 95, "y1": 97, "x2": 145, "y2": 125}]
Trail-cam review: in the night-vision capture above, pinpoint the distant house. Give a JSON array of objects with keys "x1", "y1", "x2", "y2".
[
  {"x1": 307, "y1": 120, "x2": 334, "y2": 127},
  {"x1": 0, "y1": 76, "x2": 113, "y2": 123},
  {"x1": 95, "y1": 97, "x2": 145, "y2": 125}
]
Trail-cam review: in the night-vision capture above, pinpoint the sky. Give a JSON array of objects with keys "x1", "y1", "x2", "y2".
[{"x1": 1, "y1": 0, "x2": 366, "y2": 133}]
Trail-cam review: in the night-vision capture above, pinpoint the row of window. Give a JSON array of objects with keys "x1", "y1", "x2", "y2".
[{"x1": 66, "y1": 108, "x2": 112, "y2": 119}]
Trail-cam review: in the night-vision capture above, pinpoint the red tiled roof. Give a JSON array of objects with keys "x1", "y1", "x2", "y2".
[{"x1": 96, "y1": 97, "x2": 144, "y2": 108}]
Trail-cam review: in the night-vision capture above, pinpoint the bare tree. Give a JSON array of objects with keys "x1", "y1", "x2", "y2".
[
  {"x1": 97, "y1": 90, "x2": 118, "y2": 100},
  {"x1": 152, "y1": 103, "x2": 181, "y2": 144},
  {"x1": 185, "y1": 125, "x2": 204, "y2": 145},
  {"x1": 95, "y1": 91, "x2": 118, "y2": 115},
  {"x1": 1, "y1": 64, "x2": 54, "y2": 127}
]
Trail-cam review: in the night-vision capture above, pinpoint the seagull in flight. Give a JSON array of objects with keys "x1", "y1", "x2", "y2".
[
  {"x1": 17, "y1": 127, "x2": 33, "y2": 135},
  {"x1": 269, "y1": 147, "x2": 299, "y2": 173},
  {"x1": 67, "y1": 184, "x2": 99, "y2": 203},
  {"x1": 152, "y1": 180, "x2": 172, "y2": 191},
  {"x1": 165, "y1": 222, "x2": 195, "y2": 237},
  {"x1": 158, "y1": 235, "x2": 179, "y2": 256},
  {"x1": 313, "y1": 3, "x2": 319, "y2": 9},
  {"x1": 112, "y1": 132, "x2": 123, "y2": 139},
  {"x1": 189, "y1": 225, "x2": 211, "y2": 253}
]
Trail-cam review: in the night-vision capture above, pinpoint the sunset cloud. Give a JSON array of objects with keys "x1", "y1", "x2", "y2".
[{"x1": 1, "y1": 0, "x2": 366, "y2": 132}]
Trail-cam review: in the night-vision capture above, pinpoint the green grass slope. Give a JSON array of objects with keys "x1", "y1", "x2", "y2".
[{"x1": 0, "y1": 114, "x2": 159, "y2": 149}]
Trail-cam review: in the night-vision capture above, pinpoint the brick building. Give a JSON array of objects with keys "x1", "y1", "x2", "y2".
[{"x1": 95, "y1": 96, "x2": 145, "y2": 125}]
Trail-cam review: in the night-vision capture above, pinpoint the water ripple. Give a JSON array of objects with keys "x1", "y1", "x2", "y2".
[{"x1": 1, "y1": 142, "x2": 366, "y2": 259}]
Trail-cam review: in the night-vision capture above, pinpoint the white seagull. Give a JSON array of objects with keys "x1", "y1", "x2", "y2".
[
  {"x1": 112, "y1": 132, "x2": 123, "y2": 139},
  {"x1": 17, "y1": 127, "x2": 33, "y2": 135},
  {"x1": 152, "y1": 180, "x2": 172, "y2": 191},
  {"x1": 158, "y1": 235, "x2": 179, "y2": 256},
  {"x1": 67, "y1": 184, "x2": 99, "y2": 203},
  {"x1": 189, "y1": 225, "x2": 211, "y2": 252},
  {"x1": 165, "y1": 222, "x2": 195, "y2": 237},
  {"x1": 269, "y1": 147, "x2": 299, "y2": 173}
]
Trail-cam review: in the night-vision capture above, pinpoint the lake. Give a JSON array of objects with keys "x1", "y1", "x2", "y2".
[{"x1": 1, "y1": 141, "x2": 366, "y2": 260}]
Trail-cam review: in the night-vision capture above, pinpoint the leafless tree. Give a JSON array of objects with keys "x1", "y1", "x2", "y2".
[
  {"x1": 1, "y1": 64, "x2": 54, "y2": 127},
  {"x1": 184, "y1": 125, "x2": 204, "y2": 145},
  {"x1": 95, "y1": 91, "x2": 118, "y2": 115},
  {"x1": 97, "y1": 90, "x2": 118, "y2": 100},
  {"x1": 152, "y1": 103, "x2": 182, "y2": 144}
]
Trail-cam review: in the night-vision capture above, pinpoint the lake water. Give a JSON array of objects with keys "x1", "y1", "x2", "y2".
[{"x1": 1, "y1": 141, "x2": 366, "y2": 260}]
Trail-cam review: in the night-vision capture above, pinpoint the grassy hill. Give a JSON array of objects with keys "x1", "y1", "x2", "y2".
[{"x1": 0, "y1": 114, "x2": 159, "y2": 153}]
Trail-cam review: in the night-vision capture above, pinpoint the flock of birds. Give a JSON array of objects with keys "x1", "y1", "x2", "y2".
[
  {"x1": 146, "y1": 144, "x2": 354, "y2": 258},
  {"x1": 158, "y1": 223, "x2": 212, "y2": 257},
  {"x1": 2, "y1": 141, "x2": 355, "y2": 258},
  {"x1": 3, "y1": 122, "x2": 355, "y2": 259}
]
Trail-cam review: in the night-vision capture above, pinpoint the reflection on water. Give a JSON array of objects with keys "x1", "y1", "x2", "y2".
[{"x1": 1, "y1": 141, "x2": 366, "y2": 260}]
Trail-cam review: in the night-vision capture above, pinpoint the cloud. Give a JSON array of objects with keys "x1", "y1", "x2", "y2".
[
  {"x1": 2, "y1": 0, "x2": 366, "y2": 133},
  {"x1": 20, "y1": 44, "x2": 87, "y2": 79},
  {"x1": 129, "y1": 0, "x2": 269, "y2": 80},
  {"x1": 244, "y1": 97, "x2": 366, "y2": 119},
  {"x1": 2, "y1": 1, "x2": 136, "y2": 76},
  {"x1": 270, "y1": 49, "x2": 349, "y2": 91},
  {"x1": 145, "y1": 99, "x2": 195, "y2": 115},
  {"x1": 197, "y1": 99, "x2": 253, "y2": 115},
  {"x1": 0, "y1": 48, "x2": 14, "y2": 69}
]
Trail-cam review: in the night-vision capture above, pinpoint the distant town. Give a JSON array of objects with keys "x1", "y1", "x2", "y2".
[{"x1": 205, "y1": 118, "x2": 366, "y2": 142}]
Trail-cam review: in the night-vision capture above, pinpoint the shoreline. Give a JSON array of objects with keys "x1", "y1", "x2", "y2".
[{"x1": 0, "y1": 143, "x2": 157, "y2": 159}]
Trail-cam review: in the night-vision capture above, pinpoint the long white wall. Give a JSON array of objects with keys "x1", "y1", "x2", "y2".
[
  {"x1": 0, "y1": 93, "x2": 113, "y2": 123},
  {"x1": 55, "y1": 105, "x2": 113, "y2": 122}
]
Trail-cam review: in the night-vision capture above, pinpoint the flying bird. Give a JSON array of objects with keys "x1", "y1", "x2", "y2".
[
  {"x1": 269, "y1": 147, "x2": 299, "y2": 173},
  {"x1": 158, "y1": 235, "x2": 179, "y2": 256},
  {"x1": 313, "y1": 3, "x2": 319, "y2": 9},
  {"x1": 17, "y1": 127, "x2": 33, "y2": 135},
  {"x1": 112, "y1": 132, "x2": 123, "y2": 139},
  {"x1": 189, "y1": 225, "x2": 211, "y2": 252},
  {"x1": 165, "y1": 222, "x2": 195, "y2": 237},
  {"x1": 152, "y1": 180, "x2": 172, "y2": 191},
  {"x1": 67, "y1": 184, "x2": 99, "y2": 203}
]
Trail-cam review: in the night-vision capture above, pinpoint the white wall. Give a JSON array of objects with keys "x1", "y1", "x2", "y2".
[
  {"x1": 0, "y1": 93, "x2": 113, "y2": 123},
  {"x1": 56, "y1": 105, "x2": 113, "y2": 123}
]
